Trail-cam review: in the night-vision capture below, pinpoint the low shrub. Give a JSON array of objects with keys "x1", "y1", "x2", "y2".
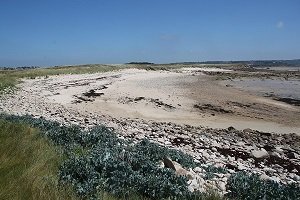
[{"x1": 226, "y1": 172, "x2": 300, "y2": 200}]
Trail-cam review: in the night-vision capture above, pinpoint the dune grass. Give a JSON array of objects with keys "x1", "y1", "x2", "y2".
[
  {"x1": 0, "y1": 119, "x2": 77, "y2": 200},
  {"x1": 0, "y1": 64, "x2": 119, "y2": 92}
]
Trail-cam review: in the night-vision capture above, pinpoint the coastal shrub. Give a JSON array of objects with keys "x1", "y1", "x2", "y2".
[
  {"x1": 134, "y1": 139, "x2": 199, "y2": 168},
  {"x1": 0, "y1": 114, "x2": 197, "y2": 199},
  {"x1": 226, "y1": 172, "x2": 300, "y2": 200},
  {"x1": 59, "y1": 133, "x2": 192, "y2": 199},
  {"x1": 203, "y1": 165, "x2": 228, "y2": 180}
]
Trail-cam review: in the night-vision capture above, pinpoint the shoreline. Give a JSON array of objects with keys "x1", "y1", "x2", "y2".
[{"x1": 0, "y1": 65, "x2": 299, "y2": 194}]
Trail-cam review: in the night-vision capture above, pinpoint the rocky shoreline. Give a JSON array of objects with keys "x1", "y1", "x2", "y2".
[{"x1": 1, "y1": 78, "x2": 300, "y2": 195}]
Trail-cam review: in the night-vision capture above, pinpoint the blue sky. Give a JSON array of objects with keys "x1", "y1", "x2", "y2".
[{"x1": 0, "y1": 0, "x2": 299, "y2": 66}]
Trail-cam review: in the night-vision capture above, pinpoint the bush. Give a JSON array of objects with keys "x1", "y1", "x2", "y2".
[{"x1": 226, "y1": 172, "x2": 300, "y2": 200}]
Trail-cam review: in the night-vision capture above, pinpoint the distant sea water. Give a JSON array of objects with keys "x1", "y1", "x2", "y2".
[
  {"x1": 254, "y1": 66, "x2": 300, "y2": 71},
  {"x1": 228, "y1": 78, "x2": 300, "y2": 102}
]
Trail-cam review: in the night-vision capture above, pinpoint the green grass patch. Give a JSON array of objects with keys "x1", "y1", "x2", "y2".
[{"x1": 0, "y1": 119, "x2": 76, "y2": 200}]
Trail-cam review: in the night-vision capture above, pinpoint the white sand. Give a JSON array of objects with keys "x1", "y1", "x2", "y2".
[{"x1": 13, "y1": 68, "x2": 298, "y2": 134}]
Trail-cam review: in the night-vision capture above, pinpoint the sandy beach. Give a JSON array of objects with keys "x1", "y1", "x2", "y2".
[{"x1": 11, "y1": 67, "x2": 299, "y2": 134}]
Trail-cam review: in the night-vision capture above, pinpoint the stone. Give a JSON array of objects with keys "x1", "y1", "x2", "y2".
[
  {"x1": 237, "y1": 163, "x2": 248, "y2": 171},
  {"x1": 218, "y1": 181, "x2": 226, "y2": 191},
  {"x1": 228, "y1": 156, "x2": 235, "y2": 162},
  {"x1": 270, "y1": 176, "x2": 281, "y2": 183},
  {"x1": 260, "y1": 174, "x2": 271, "y2": 180},
  {"x1": 286, "y1": 152, "x2": 296, "y2": 159},
  {"x1": 163, "y1": 157, "x2": 193, "y2": 179},
  {"x1": 243, "y1": 128, "x2": 253, "y2": 133},
  {"x1": 270, "y1": 151, "x2": 281, "y2": 158},
  {"x1": 157, "y1": 160, "x2": 164, "y2": 168},
  {"x1": 263, "y1": 167, "x2": 276, "y2": 173},
  {"x1": 194, "y1": 167, "x2": 204, "y2": 173},
  {"x1": 187, "y1": 179, "x2": 198, "y2": 192},
  {"x1": 275, "y1": 146, "x2": 284, "y2": 153},
  {"x1": 251, "y1": 148, "x2": 269, "y2": 159},
  {"x1": 202, "y1": 150, "x2": 210, "y2": 159}
]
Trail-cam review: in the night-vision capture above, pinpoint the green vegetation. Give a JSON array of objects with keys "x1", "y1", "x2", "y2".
[
  {"x1": 226, "y1": 172, "x2": 300, "y2": 200},
  {"x1": 0, "y1": 119, "x2": 76, "y2": 200}
]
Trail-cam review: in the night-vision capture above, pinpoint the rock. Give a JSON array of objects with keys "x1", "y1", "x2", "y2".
[
  {"x1": 270, "y1": 176, "x2": 281, "y2": 183},
  {"x1": 237, "y1": 163, "x2": 248, "y2": 171},
  {"x1": 211, "y1": 141, "x2": 221, "y2": 148},
  {"x1": 251, "y1": 148, "x2": 269, "y2": 159},
  {"x1": 291, "y1": 174, "x2": 300, "y2": 181},
  {"x1": 228, "y1": 126, "x2": 236, "y2": 131},
  {"x1": 202, "y1": 150, "x2": 210, "y2": 159},
  {"x1": 286, "y1": 152, "x2": 296, "y2": 159},
  {"x1": 187, "y1": 179, "x2": 198, "y2": 192},
  {"x1": 194, "y1": 167, "x2": 204, "y2": 173},
  {"x1": 243, "y1": 128, "x2": 253, "y2": 133},
  {"x1": 260, "y1": 174, "x2": 271, "y2": 180},
  {"x1": 218, "y1": 181, "x2": 226, "y2": 191},
  {"x1": 263, "y1": 167, "x2": 276, "y2": 173},
  {"x1": 163, "y1": 157, "x2": 193, "y2": 179},
  {"x1": 270, "y1": 151, "x2": 281, "y2": 158},
  {"x1": 157, "y1": 160, "x2": 164, "y2": 168},
  {"x1": 212, "y1": 147, "x2": 217, "y2": 152},
  {"x1": 275, "y1": 146, "x2": 284, "y2": 153},
  {"x1": 228, "y1": 156, "x2": 235, "y2": 162}
]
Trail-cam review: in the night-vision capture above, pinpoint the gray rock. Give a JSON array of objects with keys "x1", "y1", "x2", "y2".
[
  {"x1": 260, "y1": 174, "x2": 271, "y2": 180},
  {"x1": 218, "y1": 181, "x2": 226, "y2": 191},
  {"x1": 251, "y1": 148, "x2": 269, "y2": 159},
  {"x1": 163, "y1": 157, "x2": 193, "y2": 179}
]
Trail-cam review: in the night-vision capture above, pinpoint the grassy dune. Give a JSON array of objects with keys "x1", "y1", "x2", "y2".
[
  {"x1": 0, "y1": 64, "x2": 119, "y2": 92},
  {"x1": 0, "y1": 119, "x2": 76, "y2": 200}
]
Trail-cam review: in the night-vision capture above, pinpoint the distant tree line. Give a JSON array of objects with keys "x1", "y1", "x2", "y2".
[
  {"x1": 126, "y1": 62, "x2": 154, "y2": 65},
  {"x1": 0, "y1": 66, "x2": 39, "y2": 70}
]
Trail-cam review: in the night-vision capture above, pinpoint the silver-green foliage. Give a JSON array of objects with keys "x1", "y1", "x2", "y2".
[{"x1": 226, "y1": 172, "x2": 300, "y2": 200}]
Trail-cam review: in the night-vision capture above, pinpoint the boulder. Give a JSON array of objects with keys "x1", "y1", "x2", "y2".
[
  {"x1": 218, "y1": 181, "x2": 226, "y2": 191},
  {"x1": 250, "y1": 148, "x2": 269, "y2": 159},
  {"x1": 163, "y1": 157, "x2": 193, "y2": 179}
]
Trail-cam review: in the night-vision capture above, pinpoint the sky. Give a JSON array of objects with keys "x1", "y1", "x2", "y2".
[{"x1": 0, "y1": 0, "x2": 300, "y2": 67}]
